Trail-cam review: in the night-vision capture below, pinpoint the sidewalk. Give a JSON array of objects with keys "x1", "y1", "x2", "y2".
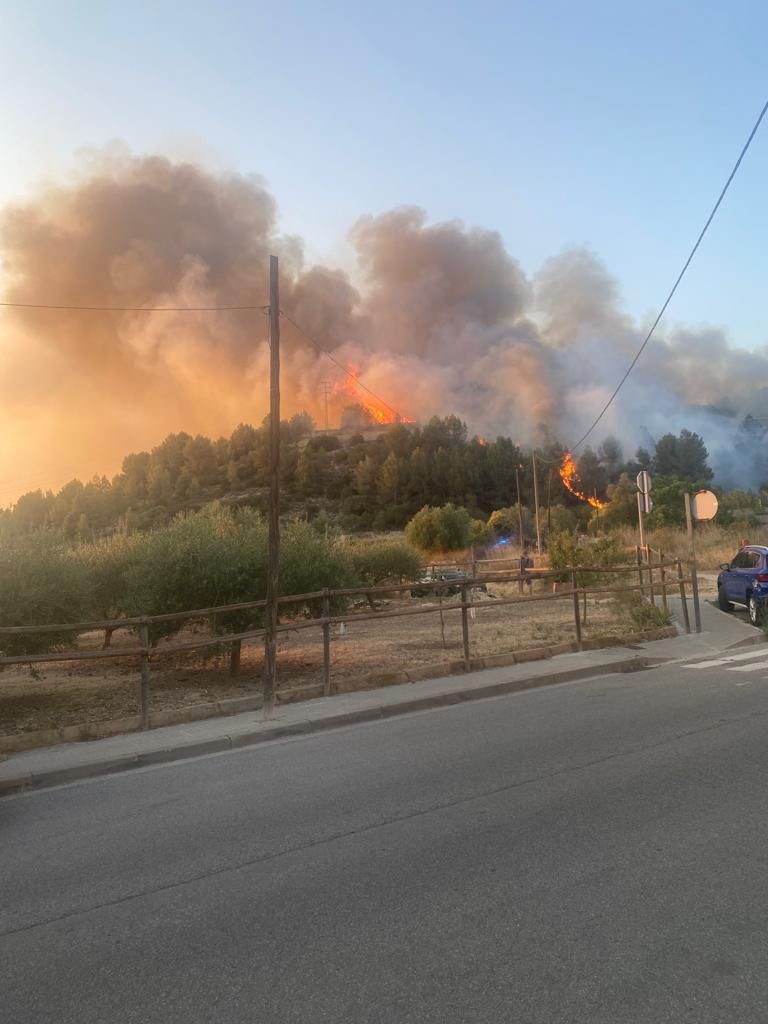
[
  {"x1": 0, "y1": 646, "x2": 661, "y2": 797},
  {"x1": 1, "y1": 597, "x2": 764, "y2": 798},
  {"x1": 667, "y1": 593, "x2": 762, "y2": 651}
]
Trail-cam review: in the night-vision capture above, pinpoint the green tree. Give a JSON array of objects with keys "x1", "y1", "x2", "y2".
[
  {"x1": 345, "y1": 540, "x2": 422, "y2": 585},
  {"x1": 600, "y1": 473, "x2": 637, "y2": 528},
  {"x1": 405, "y1": 503, "x2": 473, "y2": 553},
  {"x1": 13, "y1": 490, "x2": 52, "y2": 532},
  {"x1": 488, "y1": 505, "x2": 533, "y2": 542},
  {"x1": 652, "y1": 430, "x2": 713, "y2": 483},
  {"x1": 598, "y1": 436, "x2": 624, "y2": 479},
  {"x1": 378, "y1": 451, "x2": 404, "y2": 506},
  {"x1": 78, "y1": 532, "x2": 140, "y2": 646},
  {"x1": 0, "y1": 534, "x2": 93, "y2": 655}
]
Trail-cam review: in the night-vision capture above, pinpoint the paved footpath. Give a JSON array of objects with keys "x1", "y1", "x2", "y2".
[{"x1": 1, "y1": 594, "x2": 764, "y2": 797}]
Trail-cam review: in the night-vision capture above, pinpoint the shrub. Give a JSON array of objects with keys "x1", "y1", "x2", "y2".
[
  {"x1": 279, "y1": 522, "x2": 358, "y2": 617},
  {"x1": 469, "y1": 518, "x2": 494, "y2": 547},
  {"x1": 122, "y1": 504, "x2": 268, "y2": 642},
  {"x1": 548, "y1": 530, "x2": 627, "y2": 586},
  {"x1": 346, "y1": 540, "x2": 422, "y2": 586},
  {"x1": 0, "y1": 535, "x2": 93, "y2": 655},
  {"x1": 122, "y1": 505, "x2": 358, "y2": 642},
  {"x1": 405, "y1": 504, "x2": 472, "y2": 553},
  {"x1": 613, "y1": 591, "x2": 671, "y2": 631},
  {"x1": 76, "y1": 532, "x2": 141, "y2": 643}
]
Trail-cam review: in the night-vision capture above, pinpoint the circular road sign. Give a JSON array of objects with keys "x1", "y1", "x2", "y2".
[{"x1": 691, "y1": 489, "x2": 719, "y2": 522}]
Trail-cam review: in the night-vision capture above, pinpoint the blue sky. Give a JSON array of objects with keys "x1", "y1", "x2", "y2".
[{"x1": 2, "y1": 0, "x2": 768, "y2": 346}]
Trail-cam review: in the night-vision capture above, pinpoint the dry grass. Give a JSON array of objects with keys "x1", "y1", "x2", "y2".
[
  {"x1": 611, "y1": 524, "x2": 768, "y2": 571},
  {"x1": 0, "y1": 584, "x2": 646, "y2": 737}
]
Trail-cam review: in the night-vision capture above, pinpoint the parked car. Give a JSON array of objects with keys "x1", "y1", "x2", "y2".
[
  {"x1": 410, "y1": 568, "x2": 486, "y2": 598},
  {"x1": 717, "y1": 545, "x2": 768, "y2": 625}
]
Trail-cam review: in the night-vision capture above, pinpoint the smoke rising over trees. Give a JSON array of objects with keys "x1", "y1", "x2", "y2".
[{"x1": 1, "y1": 146, "x2": 768, "y2": 499}]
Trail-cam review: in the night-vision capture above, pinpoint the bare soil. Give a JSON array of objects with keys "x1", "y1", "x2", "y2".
[{"x1": 0, "y1": 581, "x2": 643, "y2": 736}]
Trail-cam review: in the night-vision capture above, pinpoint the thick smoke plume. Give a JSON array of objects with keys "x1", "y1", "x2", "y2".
[{"x1": 1, "y1": 147, "x2": 767, "y2": 501}]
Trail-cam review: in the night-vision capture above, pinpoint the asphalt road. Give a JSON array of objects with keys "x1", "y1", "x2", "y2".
[{"x1": 4, "y1": 650, "x2": 768, "y2": 1023}]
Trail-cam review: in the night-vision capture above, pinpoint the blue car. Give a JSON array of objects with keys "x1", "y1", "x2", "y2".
[{"x1": 717, "y1": 545, "x2": 768, "y2": 625}]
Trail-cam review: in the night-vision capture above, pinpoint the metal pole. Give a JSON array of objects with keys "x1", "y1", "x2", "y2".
[
  {"x1": 677, "y1": 558, "x2": 691, "y2": 634},
  {"x1": 532, "y1": 450, "x2": 542, "y2": 556},
  {"x1": 263, "y1": 256, "x2": 281, "y2": 717},
  {"x1": 684, "y1": 493, "x2": 702, "y2": 634},
  {"x1": 636, "y1": 491, "x2": 646, "y2": 549}
]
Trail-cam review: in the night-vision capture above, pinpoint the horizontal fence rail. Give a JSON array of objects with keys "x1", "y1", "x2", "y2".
[{"x1": 0, "y1": 557, "x2": 691, "y2": 729}]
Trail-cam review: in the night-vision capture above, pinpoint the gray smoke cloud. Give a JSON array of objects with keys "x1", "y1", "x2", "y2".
[{"x1": 1, "y1": 146, "x2": 766, "y2": 499}]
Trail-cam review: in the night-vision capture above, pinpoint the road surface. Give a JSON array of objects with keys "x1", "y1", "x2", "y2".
[{"x1": 4, "y1": 646, "x2": 768, "y2": 1022}]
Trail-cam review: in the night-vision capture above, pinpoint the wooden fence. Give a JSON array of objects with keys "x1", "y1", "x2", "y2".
[{"x1": 0, "y1": 559, "x2": 690, "y2": 729}]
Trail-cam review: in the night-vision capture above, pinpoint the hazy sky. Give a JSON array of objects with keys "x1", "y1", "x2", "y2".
[{"x1": 2, "y1": 0, "x2": 767, "y2": 346}]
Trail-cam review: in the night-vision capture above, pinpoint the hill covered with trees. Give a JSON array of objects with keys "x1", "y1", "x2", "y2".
[{"x1": 2, "y1": 408, "x2": 766, "y2": 539}]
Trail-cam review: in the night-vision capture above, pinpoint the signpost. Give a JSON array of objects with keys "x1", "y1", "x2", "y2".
[
  {"x1": 684, "y1": 489, "x2": 718, "y2": 634},
  {"x1": 636, "y1": 470, "x2": 652, "y2": 550}
]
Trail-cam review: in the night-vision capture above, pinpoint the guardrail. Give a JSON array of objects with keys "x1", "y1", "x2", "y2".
[{"x1": 0, "y1": 559, "x2": 690, "y2": 729}]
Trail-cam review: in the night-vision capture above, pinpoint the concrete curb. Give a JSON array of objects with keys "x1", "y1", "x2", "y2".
[
  {"x1": 0, "y1": 626, "x2": 677, "y2": 757},
  {"x1": 0, "y1": 655, "x2": 656, "y2": 797}
]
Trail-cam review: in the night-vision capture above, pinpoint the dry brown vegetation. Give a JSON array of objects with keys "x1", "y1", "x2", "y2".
[{"x1": 0, "y1": 580, "x2": 656, "y2": 738}]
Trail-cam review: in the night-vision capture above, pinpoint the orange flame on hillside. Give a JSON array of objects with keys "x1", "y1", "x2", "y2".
[
  {"x1": 559, "y1": 453, "x2": 607, "y2": 509},
  {"x1": 337, "y1": 377, "x2": 410, "y2": 424},
  {"x1": 477, "y1": 437, "x2": 488, "y2": 446}
]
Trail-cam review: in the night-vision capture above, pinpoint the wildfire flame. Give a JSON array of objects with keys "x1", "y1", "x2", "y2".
[
  {"x1": 559, "y1": 452, "x2": 607, "y2": 509},
  {"x1": 336, "y1": 377, "x2": 409, "y2": 424},
  {"x1": 477, "y1": 437, "x2": 488, "y2": 446}
]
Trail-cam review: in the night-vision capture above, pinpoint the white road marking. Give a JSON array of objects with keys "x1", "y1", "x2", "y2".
[
  {"x1": 682, "y1": 649, "x2": 768, "y2": 669},
  {"x1": 729, "y1": 659, "x2": 768, "y2": 673}
]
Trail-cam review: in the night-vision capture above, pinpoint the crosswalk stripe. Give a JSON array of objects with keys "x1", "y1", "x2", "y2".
[
  {"x1": 683, "y1": 649, "x2": 768, "y2": 669},
  {"x1": 728, "y1": 659, "x2": 768, "y2": 673}
]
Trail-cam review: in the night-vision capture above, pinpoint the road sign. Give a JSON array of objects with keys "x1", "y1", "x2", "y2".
[
  {"x1": 640, "y1": 493, "x2": 653, "y2": 514},
  {"x1": 691, "y1": 489, "x2": 718, "y2": 522},
  {"x1": 636, "y1": 470, "x2": 652, "y2": 495}
]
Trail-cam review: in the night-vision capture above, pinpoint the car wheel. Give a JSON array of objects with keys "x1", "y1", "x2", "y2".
[
  {"x1": 748, "y1": 594, "x2": 765, "y2": 626},
  {"x1": 717, "y1": 586, "x2": 734, "y2": 612}
]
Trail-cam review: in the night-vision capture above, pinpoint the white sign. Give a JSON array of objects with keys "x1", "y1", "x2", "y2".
[
  {"x1": 636, "y1": 470, "x2": 652, "y2": 495},
  {"x1": 691, "y1": 489, "x2": 719, "y2": 522}
]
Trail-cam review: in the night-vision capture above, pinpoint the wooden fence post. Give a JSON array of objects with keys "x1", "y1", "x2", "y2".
[
  {"x1": 139, "y1": 620, "x2": 151, "y2": 729},
  {"x1": 659, "y1": 549, "x2": 669, "y2": 615},
  {"x1": 460, "y1": 584, "x2": 471, "y2": 670},
  {"x1": 229, "y1": 639, "x2": 242, "y2": 679},
  {"x1": 676, "y1": 559, "x2": 691, "y2": 634},
  {"x1": 647, "y1": 548, "x2": 657, "y2": 607},
  {"x1": 322, "y1": 589, "x2": 331, "y2": 697},
  {"x1": 571, "y1": 571, "x2": 583, "y2": 650},
  {"x1": 636, "y1": 546, "x2": 645, "y2": 599}
]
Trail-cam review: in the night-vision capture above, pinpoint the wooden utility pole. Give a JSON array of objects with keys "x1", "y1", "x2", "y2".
[
  {"x1": 515, "y1": 465, "x2": 524, "y2": 553},
  {"x1": 320, "y1": 380, "x2": 332, "y2": 431},
  {"x1": 263, "y1": 256, "x2": 281, "y2": 717},
  {"x1": 532, "y1": 450, "x2": 542, "y2": 556}
]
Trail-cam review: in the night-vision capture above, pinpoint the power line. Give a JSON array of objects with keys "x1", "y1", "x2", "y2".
[
  {"x1": 0, "y1": 301, "x2": 269, "y2": 312},
  {"x1": 571, "y1": 97, "x2": 768, "y2": 454},
  {"x1": 279, "y1": 310, "x2": 404, "y2": 422}
]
